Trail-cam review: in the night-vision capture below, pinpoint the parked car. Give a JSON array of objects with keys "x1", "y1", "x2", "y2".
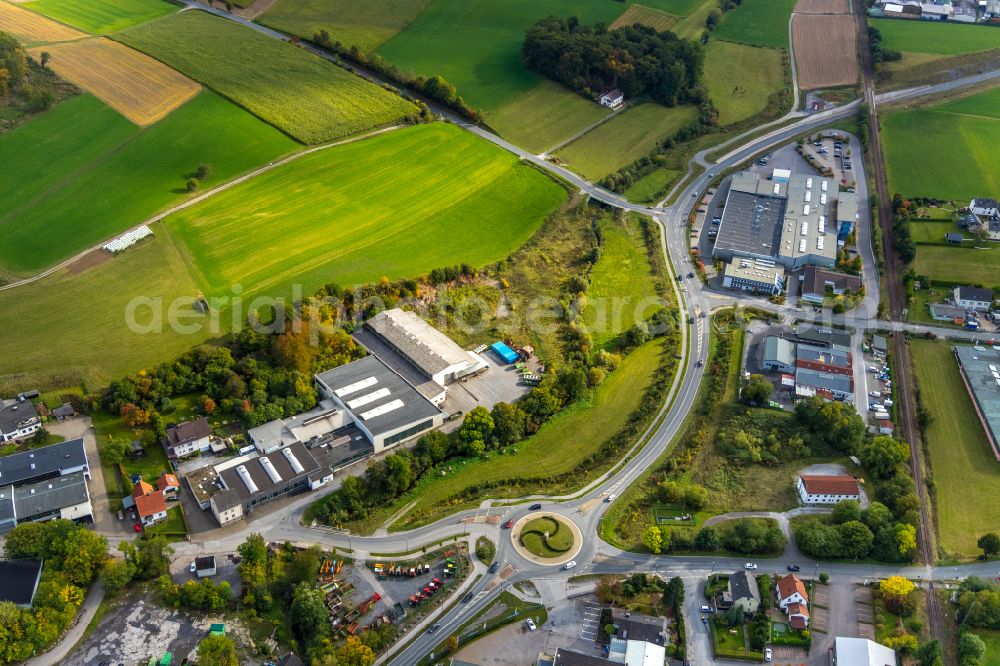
[
  {"x1": 489, "y1": 561, "x2": 500, "y2": 574},
  {"x1": 700, "y1": 605, "x2": 715, "y2": 613},
  {"x1": 529, "y1": 503, "x2": 542, "y2": 511},
  {"x1": 744, "y1": 562, "x2": 758, "y2": 570},
  {"x1": 563, "y1": 561, "x2": 577, "y2": 570},
  {"x1": 189, "y1": 561, "x2": 197, "y2": 573},
  {"x1": 787, "y1": 564, "x2": 801, "y2": 572},
  {"x1": 869, "y1": 391, "x2": 881, "y2": 398},
  {"x1": 526, "y1": 618, "x2": 537, "y2": 631},
  {"x1": 765, "y1": 647, "x2": 773, "y2": 662}
]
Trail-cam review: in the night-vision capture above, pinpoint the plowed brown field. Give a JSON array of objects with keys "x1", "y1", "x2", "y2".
[
  {"x1": 28, "y1": 38, "x2": 200, "y2": 125},
  {"x1": 794, "y1": 0, "x2": 849, "y2": 13},
  {"x1": 792, "y1": 14, "x2": 858, "y2": 88},
  {"x1": 0, "y1": 2, "x2": 86, "y2": 43}
]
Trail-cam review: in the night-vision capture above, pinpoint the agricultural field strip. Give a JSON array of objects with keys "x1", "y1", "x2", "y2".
[
  {"x1": 0, "y1": 0, "x2": 87, "y2": 43},
  {"x1": 791, "y1": 14, "x2": 857, "y2": 89},
  {"x1": 0, "y1": 125, "x2": 405, "y2": 292}
]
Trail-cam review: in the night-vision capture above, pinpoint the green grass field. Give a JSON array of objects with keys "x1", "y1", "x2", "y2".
[
  {"x1": 485, "y1": 80, "x2": 611, "y2": 154},
  {"x1": 392, "y1": 340, "x2": 662, "y2": 530},
  {"x1": 582, "y1": 215, "x2": 660, "y2": 349},
  {"x1": 913, "y1": 246, "x2": 1000, "y2": 288},
  {"x1": 168, "y1": 123, "x2": 565, "y2": 299},
  {"x1": 0, "y1": 230, "x2": 206, "y2": 390},
  {"x1": 23, "y1": 0, "x2": 175, "y2": 33},
  {"x1": 883, "y1": 87, "x2": 1000, "y2": 201},
  {"x1": 910, "y1": 220, "x2": 964, "y2": 244},
  {"x1": 910, "y1": 340, "x2": 1000, "y2": 559},
  {"x1": 0, "y1": 91, "x2": 296, "y2": 277},
  {"x1": 260, "y1": 0, "x2": 431, "y2": 51},
  {"x1": 116, "y1": 10, "x2": 417, "y2": 144},
  {"x1": 555, "y1": 103, "x2": 698, "y2": 180},
  {"x1": 712, "y1": 0, "x2": 796, "y2": 48},
  {"x1": 871, "y1": 18, "x2": 1000, "y2": 55},
  {"x1": 704, "y1": 40, "x2": 786, "y2": 126},
  {"x1": 624, "y1": 167, "x2": 683, "y2": 204}
]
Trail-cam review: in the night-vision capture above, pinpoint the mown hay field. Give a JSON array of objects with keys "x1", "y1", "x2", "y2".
[
  {"x1": 792, "y1": 14, "x2": 857, "y2": 88},
  {"x1": 638, "y1": 0, "x2": 705, "y2": 16},
  {"x1": 712, "y1": 0, "x2": 797, "y2": 48},
  {"x1": 23, "y1": 0, "x2": 175, "y2": 33},
  {"x1": 259, "y1": 0, "x2": 430, "y2": 52},
  {"x1": 555, "y1": 103, "x2": 698, "y2": 180},
  {"x1": 704, "y1": 40, "x2": 787, "y2": 125},
  {"x1": 167, "y1": 123, "x2": 567, "y2": 299},
  {"x1": 610, "y1": 4, "x2": 677, "y2": 31},
  {"x1": 0, "y1": 1, "x2": 86, "y2": 43},
  {"x1": 115, "y1": 10, "x2": 417, "y2": 143},
  {"x1": 0, "y1": 91, "x2": 296, "y2": 276},
  {"x1": 29, "y1": 38, "x2": 200, "y2": 125}
]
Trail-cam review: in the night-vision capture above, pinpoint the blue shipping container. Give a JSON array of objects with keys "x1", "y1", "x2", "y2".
[{"x1": 490, "y1": 341, "x2": 519, "y2": 364}]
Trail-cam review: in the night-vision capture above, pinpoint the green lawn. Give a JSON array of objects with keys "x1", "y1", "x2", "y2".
[
  {"x1": 913, "y1": 245, "x2": 1000, "y2": 288},
  {"x1": 392, "y1": 340, "x2": 663, "y2": 530},
  {"x1": 167, "y1": 123, "x2": 566, "y2": 302},
  {"x1": 582, "y1": 214, "x2": 661, "y2": 349},
  {"x1": 871, "y1": 18, "x2": 1000, "y2": 55},
  {"x1": 883, "y1": 87, "x2": 1000, "y2": 201},
  {"x1": 520, "y1": 516, "x2": 575, "y2": 556},
  {"x1": 555, "y1": 103, "x2": 699, "y2": 180},
  {"x1": 704, "y1": 40, "x2": 787, "y2": 126},
  {"x1": 485, "y1": 79, "x2": 611, "y2": 155},
  {"x1": 144, "y1": 506, "x2": 188, "y2": 539},
  {"x1": 376, "y1": 0, "x2": 626, "y2": 111},
  {"x1": 259, "y1": 0, "x2": 431, "y2": 51},
  {"x1": 23, "y1": 0, "x2": 175, "y2": 33},
  {"x1": 910, "y1": 220, "x2": 963, "y2": 244},
  {"x1": 0, "y1": 229, "x2": 206, "y2": 391},
  {"x1": 712, "y1": 0, "x2": 796, "y2": 48},
  {"x1": 624, "y1": 167, "x2": 684, "y2": 204},
  {"x1": 910, "y1": 340, "x2": 1000, "y2": 559},
  {"x1": 976, "y1": 629, "x2": 1000, "y2": 666},
  {"x1": 0, "y1": 91, "x2": 296, "y2": 277},
  {"x1": 115, "y1": 10, "x2": 417, "y2": 144}
]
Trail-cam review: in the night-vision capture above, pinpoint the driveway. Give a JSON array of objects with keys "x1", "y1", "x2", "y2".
[
  {"x1": 47, "y1": 417, "x2": 130, "y2": 536},
  {"x1": 809, "y1": 580, "x2": 861, "y2": 664}
]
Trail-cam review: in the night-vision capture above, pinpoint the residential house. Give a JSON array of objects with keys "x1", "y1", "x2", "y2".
[
  {"x1": 787, "y1": 602, "x2": 810, "y2": 629},
  {"x1": 720, "y1": 571, "x2": 761, "y2": 614},
  {"x1": 0, "y1": 559, "x2": 43, "y2": 608},
  {"x1": 209, "y1": 489, "x2": 244, "y2": 526},
  {"x1": 599, "y1": 89, "x2": 624, "y2": 109},
  {"x1": 163, "y1": 417, "x2": 212, "y2": 459},
  {"x1": 954, "y1": 286, "x2": 993, "y2": 312},
  {"x1": 833, "y1": 637, "x2": 896, "y2": 666},
  {"x1": 277, "y1": 656, "x2": 304, "y2": 666},
  {"x1": 797, "y1": 474, "x2": 860, "y2": 505},
  {"x1": 763, "y1": 336, "x2": 795, "y2": 373},
  {"x1": 971, "y1": 198, "x2": 1000, "y2": 220},
  {"x1": 0, "y1": 401, "x2": 41, "y2": 443},
  {"x1": 799, "y1": 266, "x2": 862, "y2": 304},
  {"x1": 776, "y1": 573, "x2": 809, "y2": 610},
  {"x1": 131, "y1": 480, "x2": 167, "y2": 526},
  {"x1": 156, "y1": 472, "x2": 179, "y2": 496}
]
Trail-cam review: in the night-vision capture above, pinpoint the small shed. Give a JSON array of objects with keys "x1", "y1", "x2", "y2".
[
  {"x1": 946, "y1": 233, "x2": 964, "y2": 244},
  {"x1": 872, "y1": 335, "x2": 888, "y2": 358},
  {"x1": 490, "y1": 341, "x2": 519, "y2": 364},
  {"x1": 51, "y1": 403, "x2": 75, "y2": 420},
  {"x1": 129, "y1": 440, "x2": 146, "y2": 459},
  {"x1": 196, "y1": 556, "x2": 217, "y2": 578}
]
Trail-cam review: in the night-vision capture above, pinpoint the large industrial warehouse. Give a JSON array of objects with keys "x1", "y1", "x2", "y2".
[{"x1": 712, "y1": 171, "x2": 840, "y2": 271}]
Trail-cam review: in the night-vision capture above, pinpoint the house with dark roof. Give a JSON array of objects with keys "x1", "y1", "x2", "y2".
[
  {"x1": 599, "y1": 89, "x2": 624, "y2": 109},
  {"x1": 763, "y1": 336, "x2": 796, "y2": 373},
  {"x1": 797, "y1": 474, "x2": 860, "y2": 504},
  {"x1": 51, "y1": 403, "x2": 76, "y2": 420},
  {"x1": 954, "y1": 286, "x2": 994, "y2": 312},
  {"x1": 795, "y1": 325, "x2": 852, "y2": 350},
  {"x1": 209, "y1": 488, "x2": 243, "y2": 526},
  {"x1": 0, "y1": 471, "x2": 93, "y2": 533},
  {"x1": 971, "y1": 198, "x2": 999, "y2": 220},
  {"x1": 277, "y1": 655, "x2": 304, "y2": 666},
  {"x1": 800, "y1": 266, "x2": 862, "y2": 304},
  {"x1": 720, "y1": 571, "x2": 761, "y2": 614},
  {"x1": 0, "y1": 438, "x2": 89, "y2": 486},
  {"x1": 797, "y1": 343, "x2": 852, "y2": 376},
  {"x1": 0, "y1": 400, "x2": 41, "y2": 443},
  {"x1": 195, "y1": 555, "x2": 217, "y2": 578},
  {"x1": 0, "y1": 559, "x2": 43, "y2": 608},
  {"x1": 163, "y1": 417, "x2": 212, "y2": 459}
]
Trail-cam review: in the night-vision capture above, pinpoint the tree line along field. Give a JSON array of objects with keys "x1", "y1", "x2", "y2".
[
  {"x1": 711, "y1": 0, "x2": 798, "y2": 48},
  {"x1": 882, "y1": 86, "x2": 1000, "y2": 202},
  {"x1": 0, "y1": 122, "x2": 566, "y2": 389},
  {"x1": 22, "y1": 0, "x2": 176, "y2": 34},
  {"x1": 703, "y1": 40, "x2": 787, "y2": 125},
  {"x1": 909, "y1": 340, "x2": 1000, "y2": 559},
  {"x1": 167, "y1": 123, "x2": 566, "y2": 300},
  {"x1": 555, "y1": 103, "x2": 699, "y2": 180},
  {"x1": 0, "y1": 91, "x2": 297, "y2": 277},
  {"x1": 259, "y1": 0, "x2": 432, "y2": 52},
  {"x1": 115, "y1": 10, "x2": 418, "y2": 144}
]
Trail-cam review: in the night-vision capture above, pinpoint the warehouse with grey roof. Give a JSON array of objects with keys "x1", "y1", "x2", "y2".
[{"x1": 954, "y1": 345, "x2": 1000, "y2": 460}]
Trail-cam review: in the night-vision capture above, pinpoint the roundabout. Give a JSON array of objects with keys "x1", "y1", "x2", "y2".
[{"x1": 509, "y1": 511, "x2": 583, "y2": 566}]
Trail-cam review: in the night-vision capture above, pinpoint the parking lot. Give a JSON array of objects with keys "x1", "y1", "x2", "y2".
[{"x1": 799, "y1": 134, "x2": 856, "y2": 189}]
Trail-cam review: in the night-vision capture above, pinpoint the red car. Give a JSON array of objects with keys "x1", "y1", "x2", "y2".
[
  {"x1": 133, "y1": 523, "x2": 142, "y2": 533},
  {"x1": 503, "y1": 519, "x2": 514, "y2": 529}
]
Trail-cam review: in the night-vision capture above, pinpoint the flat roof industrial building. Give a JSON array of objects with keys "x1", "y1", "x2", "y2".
[
  {"x1": 713, "y1": 171, "x2": 839, "y2": 271},
  {"x1": 954, "y1": 345, "x2": 1000, "y2": 459},
  {"x1": 722, "y1": 257, "x2": 785, "y2": 295},
  {"x1": 215, "y1": 441, "x2": 332, "y2": 519}
]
